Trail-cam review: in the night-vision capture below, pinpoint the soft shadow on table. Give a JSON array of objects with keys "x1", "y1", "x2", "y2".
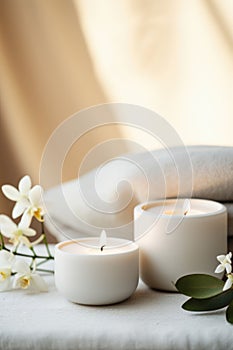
[
  {"x1": 78, "y1": 282, "x2": 177, "y2": 310},
  {"x1": 184, "y1": 309, "x2": 225, "y2": 318}
]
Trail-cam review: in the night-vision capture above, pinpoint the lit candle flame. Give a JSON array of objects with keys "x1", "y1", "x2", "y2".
[{"x1": 99, "y1": 230, "x2": 107, "y2": 251}]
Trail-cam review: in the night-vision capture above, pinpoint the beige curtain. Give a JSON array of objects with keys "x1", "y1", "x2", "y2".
[
  {"x1": 0, "y1": 0, "x2": 109, "y2": 216},
  {"x1": 0, "y1": 0, "x2": 233, "y2": 222}
]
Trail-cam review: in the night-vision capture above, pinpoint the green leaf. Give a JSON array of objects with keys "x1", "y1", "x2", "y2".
[
  {"x1": 226, "y1": 300, "x2": 233, "y2": 324},
  {"x1": 175, "y1": 274, "x2": 224, "y2": 298},
  {"x1": 182, "y1": 289, "x2": 233, "y2": 311}
]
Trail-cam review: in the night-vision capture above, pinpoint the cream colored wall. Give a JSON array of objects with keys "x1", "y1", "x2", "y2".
[
  {"x1": 0, "y1": 0, "x2": 233, "y2": 219},
  {"x1": 76, "y1": 0, "x2": 233, "y2": 148}
]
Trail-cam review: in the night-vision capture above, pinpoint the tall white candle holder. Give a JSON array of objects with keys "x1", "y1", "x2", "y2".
[{"x1": 134, "y1": 199, "x2": 227, "y2": 291}]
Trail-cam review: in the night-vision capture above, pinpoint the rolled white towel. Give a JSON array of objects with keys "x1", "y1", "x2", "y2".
[{"x1": 44, "y1": 145, "x2": 233, "y2": 241}]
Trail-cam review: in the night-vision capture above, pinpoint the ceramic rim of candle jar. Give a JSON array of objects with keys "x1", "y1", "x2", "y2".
[
  {"x1": 140, "y1": 198, "x2": 226, "y2": 218},
  {"x1": 137, "y1": 198, "x2": 227, "y2": 236}
]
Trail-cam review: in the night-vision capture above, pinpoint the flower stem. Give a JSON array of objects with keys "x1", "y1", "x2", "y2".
[
  {"x1": 14, "y1": 244, "x2": 19, "y2": 254},
  {"x1": 3, "y1": 246, "x2": 54, "y2": 260},
  {"x1": 30, "y1": 257, "x2": 35, "y2": 270},
  {"x1": 41, "y1": 220, "x2": 52, "y2": 258},
  {"x1": 0, "y1": 234, "x2": 4, "y2": 249},
  {"x1": 36, "y1": 268, "x2": 54, "y2": 274},
  {"x1": 30, "y1": 246, "x2": 37, "y2": 257},
  {"x1": 35, "y1": 258, "x2": 54, "y2": 273},
  {"x1": 36, "y1": 259, "x2": 49, "y2": 267}
]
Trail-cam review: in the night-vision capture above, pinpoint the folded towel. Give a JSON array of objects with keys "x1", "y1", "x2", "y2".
[
  {"x1": 44, "y1": 145, "x2": 233, "y2": 241},
  {"x1": 224, "y1": 203, "x2": 233, "y2": 237}
]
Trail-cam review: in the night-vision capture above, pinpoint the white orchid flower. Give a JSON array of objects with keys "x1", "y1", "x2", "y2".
[
  {"x1": 21, "y1": 234, "x2": 45, "y2": 249},
  {"x1": 13, "y1": 260, "x2": 48, "y2": 292},
  {"x1": 21, "y1": 185, "x2": 45, "y2": 227},
  {"x1": 223, "y1": 273, "x2": 233, "y2": 291},
  {"x1": 0, "y1": 215, "x2": 36, "y2": 247},
  {"x1": 215, "y1": 252, "x2": 232, "y2": 274},
  {"x1": 2, "y1": 175, "x2": 32, "y2": 219},
  {"x1": 0, "y1": 250, "x2": 15, "y2": 291}
]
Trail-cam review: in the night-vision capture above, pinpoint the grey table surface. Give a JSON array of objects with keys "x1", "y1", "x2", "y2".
[{"x1": 1, "y1": 245, "x2": 233, "y2": 350}]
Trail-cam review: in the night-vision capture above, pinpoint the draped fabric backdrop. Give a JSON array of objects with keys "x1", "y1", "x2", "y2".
[{"x1": 0, "y1": 0, "x2": 233, "y2": 238}]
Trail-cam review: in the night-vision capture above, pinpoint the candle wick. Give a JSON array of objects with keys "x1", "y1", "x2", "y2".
[
  {"x1": 100, "y1": 245, "x2": 105, "y2": 251},
  {"x1": 183, "y1": 199, "x2": 191, "y2": 216}
]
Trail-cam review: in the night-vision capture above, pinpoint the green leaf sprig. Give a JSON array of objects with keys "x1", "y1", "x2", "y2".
[{"x1": 176, "y1": 253, "x2": 233, "y2": 324}]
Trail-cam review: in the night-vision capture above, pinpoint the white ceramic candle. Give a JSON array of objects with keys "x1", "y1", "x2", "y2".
[
  {"x1": 134, "y1": 199, "x2": 227, "y2": 291},
  {"x1": 55, "y1": 236, "x2": 139, "y2": 305}
]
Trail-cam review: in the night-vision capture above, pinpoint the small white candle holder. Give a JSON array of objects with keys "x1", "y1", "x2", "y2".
[
  {"x1": 55, "y1": 236, "x2": 139, "y2": 305},
  {"x1": 134, "y1": 199, "x2": 227, "y2": 291}
]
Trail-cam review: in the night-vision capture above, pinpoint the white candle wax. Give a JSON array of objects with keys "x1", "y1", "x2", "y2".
[
  {"x1": 134, "y1": 199, "x2": 227, "y2": 291},
  {"x1": 55, "y1": 237, "x2": 139, "y2": 305},
  {"x1": 145, "y1": 204, "x2": 202, "y2": 216}
]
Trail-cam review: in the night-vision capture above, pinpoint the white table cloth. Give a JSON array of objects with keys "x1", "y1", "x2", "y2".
[{"x1": 1, "y1": 245, "x2": 233, "y2": 350}]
